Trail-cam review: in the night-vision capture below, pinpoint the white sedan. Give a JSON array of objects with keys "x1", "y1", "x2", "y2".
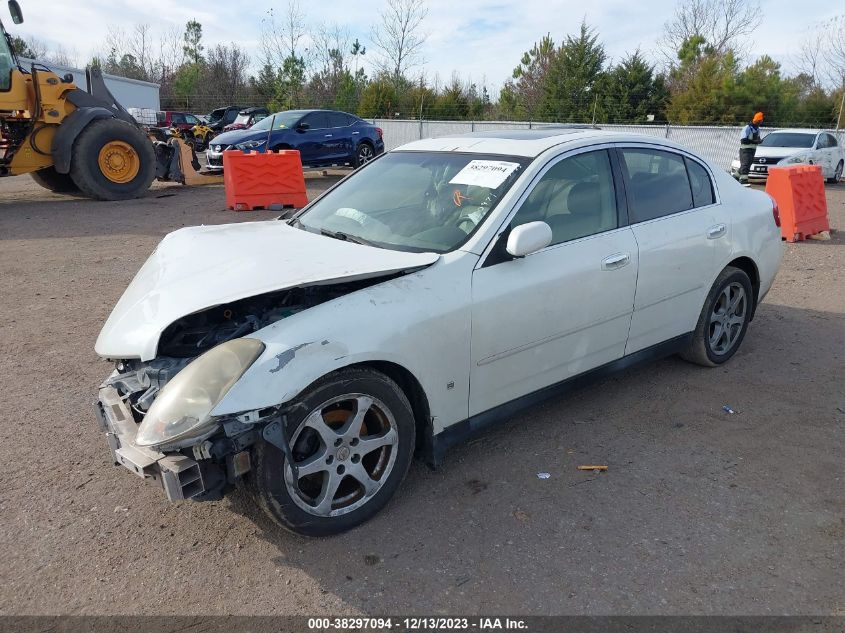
[
  {"x1": 95, "y1": 129, "x2": 784, "y2": 536},
  {"x1": 730, "y1": 128, "x2": 844, "y2": 183}
]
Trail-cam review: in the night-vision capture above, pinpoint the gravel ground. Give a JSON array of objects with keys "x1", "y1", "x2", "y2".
[{"x1": 0, "y1": 173, "x2": 843, "y2": 616}]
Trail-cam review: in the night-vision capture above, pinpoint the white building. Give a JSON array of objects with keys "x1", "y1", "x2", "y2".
[{"x1": 19, "y1": 57, "x2": 160, "y2": 110}]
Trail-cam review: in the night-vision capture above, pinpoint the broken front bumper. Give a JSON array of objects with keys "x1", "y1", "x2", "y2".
[{"x1": 95, "y1": 384, "x2": 205, "y2": 501}]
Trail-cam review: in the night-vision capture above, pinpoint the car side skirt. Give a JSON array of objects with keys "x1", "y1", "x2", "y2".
[{"x1": 423, "y1": 332, "x2": 694, "y2": 468}]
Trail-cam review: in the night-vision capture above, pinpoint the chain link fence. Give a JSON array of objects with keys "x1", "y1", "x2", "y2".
[{"x1": 370, "y1": 120, "x2": 845, "y2": 172}]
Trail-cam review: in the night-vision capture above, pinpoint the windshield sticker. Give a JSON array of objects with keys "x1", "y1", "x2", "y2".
[{"x1": 449, "y1": 160, "x2": 521, "y2": 189}]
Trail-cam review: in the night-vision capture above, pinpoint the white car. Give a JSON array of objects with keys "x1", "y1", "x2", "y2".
[
  {"x1": 730, "y1": 128, "x2": 844, "y2": 183},
  {"x1": 95, "y1": 129, "x2": 784, "y2": 536}
]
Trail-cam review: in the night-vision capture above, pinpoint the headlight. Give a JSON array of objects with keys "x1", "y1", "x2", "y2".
[
  {"x1": 135, "y1": 338, "x2": 265, "y2": 449},
  {"x1": 780, "y1": 155, "x2": 808, "y2": 165},
  {"x1": 236, "y1": 140, "x2": 266, "y2": 151}
]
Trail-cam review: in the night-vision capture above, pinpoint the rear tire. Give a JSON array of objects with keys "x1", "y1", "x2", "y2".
[
  {"x1": 30, "y1": 166, "x2": 80, "y2": 193},
  {"x1": 829, "y1": 160, "x2": 843, "y2": 184},
  {"x1": 353, "y1": 141, "x2": 375, "y2": 168},
  {"x1": 69, "y1": 118, "x2": 156, "y2": 201},
  {"x1": 680, "y1": 266, "x2": 754, "y2": 367},
  {"x1": 247, "y1": 367, "x2": 415, "y2": 537}
]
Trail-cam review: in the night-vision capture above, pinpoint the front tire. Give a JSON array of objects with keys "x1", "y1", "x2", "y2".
[
  {"x1": 30, "y1": 166, "x2": 80, "y2": 193},
  {"x1": 680, "y1": 266, "x2": 754, "y2": 367},
  {"x1": 248, "y1": 367, "x2": 415, "y2": 537},
  {"x1": 69, "y1": 118, "x2": 156, "y2": 200},
  {"x1": 829, "y1": 160, "x2": 843, "y2": 184}
]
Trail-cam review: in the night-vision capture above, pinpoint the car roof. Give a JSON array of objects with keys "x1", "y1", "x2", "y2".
[
  {"x1": 766, "y1": 128, "x2": 823, "y2": 135},
  {"x1": 395, "y1": 128, "x2": 694, "y2": 158}
]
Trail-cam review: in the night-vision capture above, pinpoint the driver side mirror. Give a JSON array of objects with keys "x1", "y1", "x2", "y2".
[
  {"x1": 506, "y1": 221, "x2": 552, "y2": 258},
  {"x1": 8, "y1": 0, "x2": 23, "y2": 24},
  {"x1": 296, "y1": 122, "x2": 310, "y2": 132}
]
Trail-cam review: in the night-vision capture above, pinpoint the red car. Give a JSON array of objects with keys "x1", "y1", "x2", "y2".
[{"x1": 156, "y1": 111, "x2": 203, "y2": 132}]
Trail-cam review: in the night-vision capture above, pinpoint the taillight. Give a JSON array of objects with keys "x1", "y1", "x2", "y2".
[
  {"x1": 375, "y1": 127, "x2": 383, "y2": 139},
  {"x1": 767, "y1": 194, "x2": 781, "y2": 227}
]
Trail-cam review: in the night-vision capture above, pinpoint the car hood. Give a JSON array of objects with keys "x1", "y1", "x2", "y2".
[
  {"x1": 753, "y1": 146, "x2": 807, "y2": 159},
  {"x1": 95, "y1": 221, "x2": 439, "y2": 361}
]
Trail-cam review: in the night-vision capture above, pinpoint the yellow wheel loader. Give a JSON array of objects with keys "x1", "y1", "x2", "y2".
[{"x1": 0, "y1": 1, "x2": 212, "y2": 200}]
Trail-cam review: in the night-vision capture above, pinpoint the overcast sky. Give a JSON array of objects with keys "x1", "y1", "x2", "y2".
[{"x1": 9, "y1": 0, "x2": 841, "y2": 92}]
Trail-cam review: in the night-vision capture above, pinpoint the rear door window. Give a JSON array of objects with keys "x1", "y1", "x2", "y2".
[
  {"x1": 303, "y1": 112, "x2": 330, "y2": 130},
  {"x1": 327, "y1": 112, "x2": 351, "y2": 128},
  {"x1": 620, "y1": 149, "x2": 693, "y2": 222}
]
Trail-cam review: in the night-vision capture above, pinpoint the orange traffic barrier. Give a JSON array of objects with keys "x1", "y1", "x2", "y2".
[
  {"x1": 765, "y1": 165, "x2": 829, "y2": 242},
  {"x1": 223, "y1": 149, "x2": 309, "y2": 211}
]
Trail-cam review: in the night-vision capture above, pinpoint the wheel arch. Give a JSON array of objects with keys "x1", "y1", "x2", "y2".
[
  {"x1": 51, "y1": 107, "x2": 115, "y2": 174},
  {"x1": 351, "y1": 360, "x2": 433, "y2": 460},
  {"x1": 725, "y1": 255, "x2": 760, "y2": 319}
]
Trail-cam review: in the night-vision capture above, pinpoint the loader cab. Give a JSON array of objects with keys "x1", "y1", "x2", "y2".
[
  {"x1": 0, "y1": 34, "x2": 13, "y2": 91},
  {"x1": 2, "y1": 0, "x2": 25, "y2": 90}
]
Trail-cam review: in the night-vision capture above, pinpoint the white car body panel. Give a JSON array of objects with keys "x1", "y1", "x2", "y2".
[
  {"x1": 470, "y1": 226, "x2": 639, "y2": 414},
  {"x1": 214, "y1": 253, "x2": 476, "y2": 433},
  {"x1": 98, "y1": 129, "x2": 786, "y2": 450},
  {"x1": 625, "y1": 207, "x2": 717, "y2": 354},
  {"x1": 95, "y1": 221, "x2": 438, "y2": 361}
]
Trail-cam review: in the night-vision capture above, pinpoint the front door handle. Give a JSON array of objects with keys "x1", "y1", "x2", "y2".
[
  {"x1": 325, "y1": 134, "x2": 333, "y2": 138},
  {"x1": 707, "y1": 223, "x2": 727, "y2": 239},
  {"x1": 602, "y1": 253, "x2": 631, "y2": 270}
]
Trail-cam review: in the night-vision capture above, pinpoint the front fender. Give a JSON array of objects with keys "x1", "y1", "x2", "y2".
[
  {"x1": 211, "y1": 254, "x2": 476, "y2": 433},
  {"x1": 51, "y1": 106, "x2": 114, "y2": 173}
]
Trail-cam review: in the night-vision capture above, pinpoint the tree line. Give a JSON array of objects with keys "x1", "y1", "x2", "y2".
[{"x1": 9, "y1": 0, "x2": 845, "y2": 127}]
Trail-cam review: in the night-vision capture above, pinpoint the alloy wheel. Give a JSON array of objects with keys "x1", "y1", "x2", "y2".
[
  {"x1": 283, "y1": 393, "x2": 399, "y2": 517},
  {"x1": 357, "y1": 144, "x2": 374, "y2": 165},
  {"x1": 708, "y1": 282, "x2": 747, "y2": 355}
]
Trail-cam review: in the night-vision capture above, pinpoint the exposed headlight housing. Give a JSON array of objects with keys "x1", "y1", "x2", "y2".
[{"x1": 135, "y1": 338, "x2": 265, "y2": 449}]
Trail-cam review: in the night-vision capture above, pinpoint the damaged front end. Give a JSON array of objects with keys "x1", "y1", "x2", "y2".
[{"x1": 95, "y1": 279, "x2": 390, "y2": 503}]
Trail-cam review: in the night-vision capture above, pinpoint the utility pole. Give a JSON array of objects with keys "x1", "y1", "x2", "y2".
[{"x1": 837, "y1": 82, "x2": 845, "y2": 130}]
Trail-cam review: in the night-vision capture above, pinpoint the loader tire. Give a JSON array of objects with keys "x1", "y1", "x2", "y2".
[
  {"x1": 30, "y1": 166, "x2": 80, "y2": 193},
  {"x1": 69, "y1": 118, "x2": 156, "y2": 201}
]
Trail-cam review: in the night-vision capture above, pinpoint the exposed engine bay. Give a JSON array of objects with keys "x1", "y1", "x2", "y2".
[{"x1": 105, "y1": 276, "x2": 398, "y2": 422}]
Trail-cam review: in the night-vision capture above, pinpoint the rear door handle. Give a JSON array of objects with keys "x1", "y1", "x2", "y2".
[
  {"x1": 602, "y1": 253, "x2": 631, "y2": 270},
  {"x1": 352, "y1": 131, "x2": 360, "y2": 135},
  {"x1": 324, "y1": 134, "x2": 333, "y2": 138},
  {"x1": 707, "y1": 223, "x2": 727, "y2": 239}
]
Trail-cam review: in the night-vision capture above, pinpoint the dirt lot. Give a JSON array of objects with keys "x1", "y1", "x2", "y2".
[{"x1": 0, "y1": 173, "x2": 843, "y2": 616}]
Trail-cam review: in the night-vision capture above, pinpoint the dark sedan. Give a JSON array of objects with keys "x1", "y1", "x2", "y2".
[{"x1": 205, "y1": 109, "x2": 384, "y2": 171}]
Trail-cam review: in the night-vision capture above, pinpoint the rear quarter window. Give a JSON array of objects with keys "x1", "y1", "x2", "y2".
[{"x1": 685, "y1": 158, "x2": 715, "y2": 207}]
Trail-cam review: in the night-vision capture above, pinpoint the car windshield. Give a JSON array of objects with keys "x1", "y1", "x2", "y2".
[
  {"x1": 295, "y1": 151, "x2": 530, "y2": 253},
  {"x1": 208, "y1": 108, "x2": 225, "y2": 123},
  {"x1": 760, "y1": 133, "x2": 816, "y2": 148},
  {"x1": 251, "y1": 111, "x2": 303, "y2": 131}
]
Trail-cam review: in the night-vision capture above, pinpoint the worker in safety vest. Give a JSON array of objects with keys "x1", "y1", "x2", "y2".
[{"x1": 737, "y1": 112, "x2": 764, "y2": 184}]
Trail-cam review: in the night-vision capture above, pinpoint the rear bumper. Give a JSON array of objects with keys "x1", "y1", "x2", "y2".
[{"x1": 95, "y1": 383, "x2": 205, "y2": 501}]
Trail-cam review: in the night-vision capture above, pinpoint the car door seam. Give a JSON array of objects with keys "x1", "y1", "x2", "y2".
[{"x1": 476, "y1": 309, "x2": 633, "y2": 367}]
